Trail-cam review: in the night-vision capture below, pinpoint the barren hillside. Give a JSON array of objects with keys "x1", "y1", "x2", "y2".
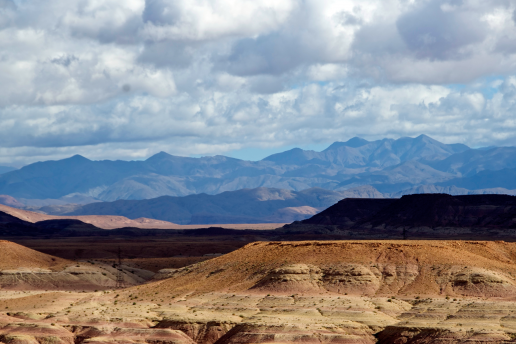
[
  {"x1": 0, "y1": 241, "x2": 155, "y2": 290},
  {"x1": 4, "y1": 240, "x2": 516, "y2": 343},
  {"x1": 0, "y1": 240, "x2": 70, "y2": 270},
  {"x1": 139, "y1": 240, "x2": 516, "y2": 298}
]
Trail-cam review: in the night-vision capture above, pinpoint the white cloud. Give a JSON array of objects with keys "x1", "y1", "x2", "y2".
[
  {"x1": 141, "y1": 0, "x2": 296, "y2": 41},
  {"x1": 307, "y1": 64, "x2": 348, "y2": 81},
  {"x1": 2, "y1": 77, "x2": 516, "y2": 165},
  {"x1": 0, "y1": 0, "x2": 515, "y2": 165}
]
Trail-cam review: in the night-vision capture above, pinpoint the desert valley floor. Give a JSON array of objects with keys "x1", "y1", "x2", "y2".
[{"x1": 3, "y1": 239, "x2": 516, "y2": 343}]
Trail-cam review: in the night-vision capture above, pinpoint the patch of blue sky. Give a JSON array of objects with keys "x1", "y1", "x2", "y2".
[
  {"x1": 223, "y1": 142, "x2": 332, "y2": 161},
  {"x1": 446, "y1": 75, "x2": 504, "y2": 100}
]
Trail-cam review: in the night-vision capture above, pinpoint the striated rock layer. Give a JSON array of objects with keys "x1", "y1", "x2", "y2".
[
  {"x1": 7, "y1": 240, "x2": 516, "y2": 343},
  {"x1": 140, "y1": 240, "x2": 516, "y2": 299}
]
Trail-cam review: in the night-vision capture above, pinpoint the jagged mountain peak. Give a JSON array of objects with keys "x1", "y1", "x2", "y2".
[
  {"x1": 145, "y1": 151, "x2": 174, "y2": 161},
  {"x1": 262, "y1": 147, "x2": 320, "y2": 164},
  {"x1": 66, "y1": 154, "x2": 91, "y2": 162},
  {"x1": 324, "y1": 137, "x2": 370, "y2": 150},
  {"x1": 0, "y1": 135, "x2": 510, "y2": 202}
]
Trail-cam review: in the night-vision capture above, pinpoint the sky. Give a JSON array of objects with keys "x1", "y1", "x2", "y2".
[{"x1": 1, "y1": 0, "x2": 516, "y2": 166}]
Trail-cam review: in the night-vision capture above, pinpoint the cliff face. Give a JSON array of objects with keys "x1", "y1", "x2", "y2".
[{"x1": 284, "y1": 194, "x2": 516, "y2": 239}]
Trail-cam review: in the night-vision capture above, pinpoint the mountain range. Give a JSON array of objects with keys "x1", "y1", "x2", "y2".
[
  {"x1": 0, "y1": 134, "x2": 515, "y2": 206},
  {"x1": 0, "y1": 166, "x2": 15, "y2": 175},
  {"x1": 37, "y1": 186, "x2": 384, "y2": 224}
]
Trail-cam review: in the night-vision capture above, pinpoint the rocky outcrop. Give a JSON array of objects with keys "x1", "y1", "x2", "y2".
[
  {"x1": 0, "y1": 323, "x2": 75, "y2": 344},
  {"x1": 215, "y1": 323, "x2": 376, "y2": 344},
  {"x1": 449, "y1": 267, "x2": 516, "y2": 297},
  {"x1": 0, "y1": 319, "x2": 197, "y2": 344},
  {"x1": 377, "y1": 326, "x2": 514, "y2": 344},
  {"x1": 322, "y1": 265, "x2": 381, "y2": 295},
  {"x1": 252, "y1": 263, "x2": 420, "y2": 296},
  {"x1": 155, "y1": 320, "x2": 236, "y2": 344},
  {"x1": 251, "y1": 264, "x2": 323, "y2": 293},
  {"x1": 0, "y1": 269, "x2": 115, "y2": 291},
  {"x1": 82, "y1": 328, "x2": 196, "y2": 344}
]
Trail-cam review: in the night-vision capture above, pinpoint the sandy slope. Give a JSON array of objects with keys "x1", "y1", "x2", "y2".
[
  {"x1": 0, "y1": 240, "x2": 70, "y2": 270},
  {"x1": 0, "y1": 241, "x2": 156, "y2": 291}
]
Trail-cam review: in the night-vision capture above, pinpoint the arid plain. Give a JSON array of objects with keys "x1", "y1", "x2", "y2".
[
  {"x1": 3, "y1": 192, "x2": 516, "y2": 343},
  {"x1": 5, "y1": 237, "x2": 516, "y2": 343}
]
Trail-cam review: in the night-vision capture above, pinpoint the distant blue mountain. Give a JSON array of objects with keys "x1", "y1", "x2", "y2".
[
  {"x1": 0, "y1": 166, "x2": 16, "y2": 175},
  {"x1": 438, "y1": 168, "x2": 516, "y2": 190},
  {"x1": 264, "y1": 135, "x2": 469, "y2": 167},
  {"x1": 54, "y1": 186, "x2": 384, "y2": 224},
  {"x1": 1, "y1": 134, "x2": 513, "y2": 203},
  {"x1": 428, "y1": 147, "x2": 516, "y2": 176}
]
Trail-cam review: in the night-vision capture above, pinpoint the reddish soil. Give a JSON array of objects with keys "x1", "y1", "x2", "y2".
[
  {"x1": 4, "y1": 240, "x2": 516, "y2": 344},
  {"x1": 136, "y1": 240, "x2": 516, "y2": 298},
  {"x1": 0, "y1": 240, "x2": 70, "y2": 270}
]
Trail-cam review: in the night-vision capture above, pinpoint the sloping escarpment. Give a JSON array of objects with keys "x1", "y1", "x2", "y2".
[
  {"x1": 0, "y1": 269, "x2": 113, "y2": 291},
  {"x1": 0, "y1": 241, "x2": 154, "y2": 290},
  {"x1": 322, "y1": 265, "x2": 384, "y2": 296},
  {"x1": 448, "y1": 267, "x2": 516, "y2": 297},
  {"x1": 301, "y1": 199, "x2": 396, "y2": 226},
  {"x1": 0, "y1": 240, "x2": 70, "y2": 270}
]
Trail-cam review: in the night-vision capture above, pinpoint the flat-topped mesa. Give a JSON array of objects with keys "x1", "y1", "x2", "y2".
[
  {"x1": 136, "y1": 240, "x2": 516, "y2": 299},
  {"x1": 300, "y1": 198, "x2": 396, "y2": 226},
  {"x1": 283, "y1": 194, "x2": 516, "y2": 239}
]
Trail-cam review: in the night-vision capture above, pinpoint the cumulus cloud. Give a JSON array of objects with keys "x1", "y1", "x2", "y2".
[
  {"x1": 140, "y1": 0, "x2": 296, "y2": 41},
  {"x1": 396, "y1": 0, "x2": 488, "y2": 60},
  {"x1": 0, "y1": 0, "x2": 516, "y2": 165}
]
